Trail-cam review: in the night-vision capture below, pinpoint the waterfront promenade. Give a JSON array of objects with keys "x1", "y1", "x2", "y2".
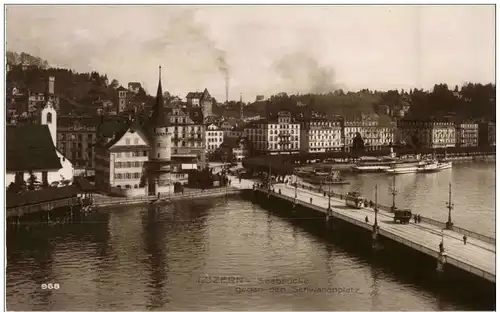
[{"x1": 231, "y1": 177, "x2": 495, "y2": 283}]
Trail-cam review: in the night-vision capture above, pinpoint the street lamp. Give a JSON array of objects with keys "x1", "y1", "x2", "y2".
[
  {"x1": 374, "y1": 184, "x2": 379, "y2": 227},
  {"x1": 389, "y1": 175, "x2": 398, "y2": 213},
  {"x1": 445, "y1": 183, "x2": 454, "y2": 230},
  {"x1": 294, "y1": 175, "x2": 298, "y2": 199},
  {"x1": 327, "y1": 174, "x2": 332, "y2": 210}
]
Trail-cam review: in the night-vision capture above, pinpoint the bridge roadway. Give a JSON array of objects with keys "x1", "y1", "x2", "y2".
[{"x1": 228, "y1": 177, "x2": 495, "y2": 283}]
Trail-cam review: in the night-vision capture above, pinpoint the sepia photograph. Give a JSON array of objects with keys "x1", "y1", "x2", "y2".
[{"x1": 3, "y1": 3, "x2": 496, "y2": 311}]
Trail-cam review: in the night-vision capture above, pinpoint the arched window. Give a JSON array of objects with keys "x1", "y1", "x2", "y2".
[{"x1": 46, "y1": 112, "x2": 52, "y2": 124}]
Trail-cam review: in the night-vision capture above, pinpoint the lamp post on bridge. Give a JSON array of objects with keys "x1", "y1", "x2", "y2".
[
  {"x1": 389, "y1": 175, "x2": 398, "y2": 213},
  {"x1": 294, "y1": 175, "x2": 298, "y2": 199},
  {"x1": 374, "y1": 184, "x2": 379, "y2": 228},
  {"x1": 445, "y1": 183, "x2": 454, "y2": 230}
]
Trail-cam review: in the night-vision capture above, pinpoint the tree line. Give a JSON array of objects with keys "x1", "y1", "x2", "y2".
[{"x1": 249, "y1": 84, "x2": 495, "y2": 121}]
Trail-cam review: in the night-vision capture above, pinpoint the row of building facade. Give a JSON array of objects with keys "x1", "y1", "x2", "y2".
[{"x1": 8, "y1": 69, "x2": 496, "y2": 196}]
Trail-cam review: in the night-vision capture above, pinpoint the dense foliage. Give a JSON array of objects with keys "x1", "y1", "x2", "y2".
[{"x1": 7, "y1": 51, "x2": 495, "y2": 120}]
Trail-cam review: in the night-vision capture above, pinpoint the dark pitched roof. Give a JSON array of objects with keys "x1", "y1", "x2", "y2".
[
  {"x1": 186, "y1": 107, "x2": 204, "y2": 124},
  {"x1": 116, "y1": 86, "x2": 127, "y2": 92},
  {"x1": 6, "y1": 124, "x2": 62, "y2": 172},
  {"x1": 186, "y1": 88, "x2": 211, "y2": 100},
  {"x1": 97, "y1": 119, "x2": 127, "y2": 139},
  {"x1": 103, "y1": 122, "x2": 151, "y2": 149},
  {"x1": 186, "y1": 91, "x2": 203, "y2": 98}
]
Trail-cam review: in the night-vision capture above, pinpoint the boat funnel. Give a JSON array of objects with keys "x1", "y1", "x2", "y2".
[{"x1": 389, "y1": 147, "x2": 396, "y2": 158}]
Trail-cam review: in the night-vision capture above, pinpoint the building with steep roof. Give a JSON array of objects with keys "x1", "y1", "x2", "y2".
[
  {"x1": 6, "y1": 101, "x2": 74, "y2": 188},
  {"x1": 94, "y1": 122, "x2": 152, "y2": 196},
  {"x1": 186, "y1": 88, "x2": 213, "y2": 119}
]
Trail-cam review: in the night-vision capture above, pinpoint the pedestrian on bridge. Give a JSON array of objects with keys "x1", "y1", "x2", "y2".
[
  {"x1": 310, "y1": 197, "x2": 313, "y2": 204},
  {"x1": 417, "y1": 215, "x2": 421, "y2": 223},
  {"x1": 414, "y1": 215, "x2": 418, "y2": 223},
  {"x1": 365, "y1": 216, "x2": 369, "y2": 224},
  {"x1": 463, "y1": 235, "x2": 467, "y2": 245}
]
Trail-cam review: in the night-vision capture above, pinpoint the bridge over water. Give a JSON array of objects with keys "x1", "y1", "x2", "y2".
[{"x1": 229, "y1": 177, "x2": 495, "y2": 283}]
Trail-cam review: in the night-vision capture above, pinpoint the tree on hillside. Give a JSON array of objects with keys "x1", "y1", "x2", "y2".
[{"x1": 110, "y1": 79, "x2": 120, "y2": 89}]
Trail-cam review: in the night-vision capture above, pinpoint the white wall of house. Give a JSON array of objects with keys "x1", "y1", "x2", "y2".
[
  {"x1": 108, "y1": 129, "x2": 150, "y2": 189},
  {"x1": 56, "y1": 149, "x2": 74, "y2": 181},
  {"x1": 206, "y1": 124, "x2": 224, "y2": 151}
]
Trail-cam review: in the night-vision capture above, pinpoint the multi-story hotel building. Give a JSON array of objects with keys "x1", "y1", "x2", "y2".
[
  {"x1": 343, "y1": 119, "x2": 396, "y2": 151},
  {"x1": 166, "y1": 104, "x2": 206, "y2": 167},
  {"x1": 479, "y1": 121, "x2": 496, "y2": 147},
  {"x1": 299, "y1": 117, "x2": 343, "y2": 153},
  {"x1": 57, "y1": 115, "x2": 98, "y2": 174},
  {"x1": 244, "y1": 110, "x2": 300, "y2": 155},
  {"x1": 455, "y1": 121, "x2": 479, "y2": 147},
  {"x1": 205, "y1": 123, "x2": 224, "y2": 152},
  {"x1": 344, "y1": 120, "x2": 377, "y2": 151},
  {"x1": 397, "y1": 119, "x2": 456, "y2": 148}
]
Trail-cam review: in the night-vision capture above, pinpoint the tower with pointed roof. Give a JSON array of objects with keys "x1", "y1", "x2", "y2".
[{"x1": 145, "y1": 66, "x2": 174, "y2": 196}]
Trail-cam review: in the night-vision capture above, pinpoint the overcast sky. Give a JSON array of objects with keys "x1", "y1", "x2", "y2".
[{"x1": 6, "y1": 5, "x2": 495, "y2": 101}]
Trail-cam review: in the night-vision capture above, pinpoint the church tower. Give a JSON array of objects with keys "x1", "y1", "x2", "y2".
[
  {"x1": 41, "y1": 100, "x2": 57, "y2": 147},
  {"x1": 146, "y1": 66, "x2": 173, "y2": 196},
  {"x1": 150, "y1": 66, "x2": 172, "y2": 161}
]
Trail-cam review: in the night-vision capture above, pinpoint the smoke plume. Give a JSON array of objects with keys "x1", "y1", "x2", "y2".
[
  {"x1": 274, "y1": 51, "x2": 337, "y2": 94},
  {"x1": 144, "y1": 8, "x2": 230, "y2": 91}
]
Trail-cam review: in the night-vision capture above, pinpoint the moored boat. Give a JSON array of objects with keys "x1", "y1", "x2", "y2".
[
  {"x1": 298, "y1": 167, "x2": 350, "y2": 185},
  {"x1": 417, "y1": 160, "x2": 453, "y2": 173},
  {"x1": 385, "y1": 159, "x2": 423, "y2": 174},
  {"x1": 352, "y1": 157, "x2": 397, "y2": 173}
]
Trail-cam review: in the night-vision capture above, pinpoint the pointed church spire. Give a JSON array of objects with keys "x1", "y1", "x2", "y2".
[
  {"x1": 157, "y1": 66, "x2": 163, "y2": 100},
  {"x1": 151, "y1": 65, "x2": 168, "y2": 128}
]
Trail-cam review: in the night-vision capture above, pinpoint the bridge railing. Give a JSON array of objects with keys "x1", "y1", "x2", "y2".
[
  {"x1": 282, "y1": 181, "x2": 495, "y2": 245},
  {"x1": 255, "y1": 186, "x2": 494, "y2": 282},
  {"x1": 94, "y1": 187, "x2": 241, "y2": 206}
]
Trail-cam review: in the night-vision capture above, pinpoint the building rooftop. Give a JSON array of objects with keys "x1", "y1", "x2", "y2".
[{"x1": 6, "y1": 124, "x2": 62, "y2": 172}]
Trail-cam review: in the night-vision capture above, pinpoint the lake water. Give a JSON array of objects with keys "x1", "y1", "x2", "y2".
[{"x1": 6, "y1": 162, "x2": 495, "y2": 310}]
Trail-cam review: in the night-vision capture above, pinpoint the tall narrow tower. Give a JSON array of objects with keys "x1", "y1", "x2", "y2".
[{"x1": 146, "y1": 66, "x2": 173, "y2": 196}]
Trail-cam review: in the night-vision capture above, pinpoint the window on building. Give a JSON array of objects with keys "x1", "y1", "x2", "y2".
[
  {"x1": 126, "y1": 138, "x2": 130, "y2": 145},
  {"x1": 46, "y1": 112, "x2": 52, "y2": 124}
]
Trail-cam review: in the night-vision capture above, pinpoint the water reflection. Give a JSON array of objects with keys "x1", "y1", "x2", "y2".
[
  {"x1": 7, "y1": 191, "x2": 491, "y2": 311},
  {"x1": 143, "y1": 205, "x2": 169, "y2": 309}
]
